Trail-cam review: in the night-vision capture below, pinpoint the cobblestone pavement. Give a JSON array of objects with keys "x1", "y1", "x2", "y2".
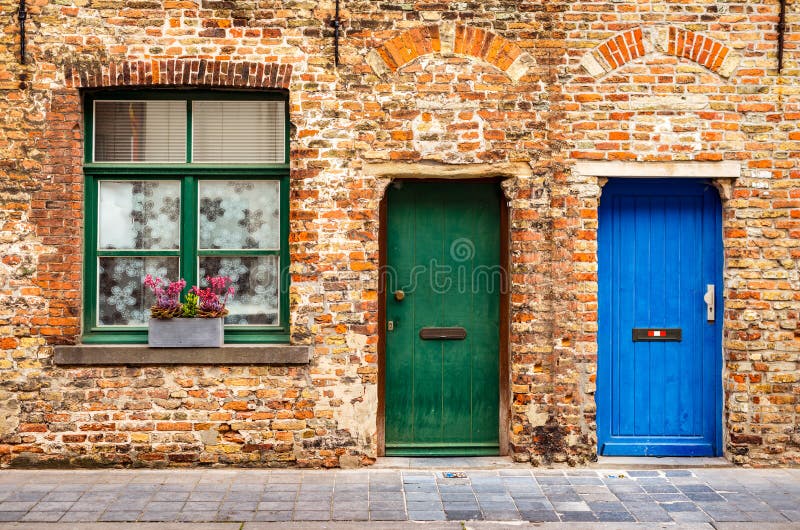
[{"x1": 0, "y1": 467, "x2": 797, "y2": 525}]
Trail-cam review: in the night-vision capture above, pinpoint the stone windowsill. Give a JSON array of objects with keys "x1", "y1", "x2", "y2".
[{"x1": 53, "y1": 344, "x2": 311, "y2": 366}]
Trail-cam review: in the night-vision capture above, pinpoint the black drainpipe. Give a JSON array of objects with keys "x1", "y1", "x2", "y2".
[
  {"x1": 18, "y1": 0, "x2": 27, "y2": 64},
  {"x1": 330, "y1": 0, "x2": 341, "y2": 67}
]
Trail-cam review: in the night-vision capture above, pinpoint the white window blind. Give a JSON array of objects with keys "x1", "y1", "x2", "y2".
[
  {"x1": 93, "y1": 101, "x2": 186, "y2": 163},
  {"x1": 192, "y1": 100, "x2": 285, "y2": 163}
]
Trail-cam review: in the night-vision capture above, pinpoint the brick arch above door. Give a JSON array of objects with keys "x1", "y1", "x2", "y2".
[
  {"x1": 64, "y1": 59, "x2": 292, "y2": 89},
  {"x1": 580, "y1": 27, "x2": 741, "y2": 79},
  {"x1": 365, "y1": 24, "x2": 535, "y2": 83}
]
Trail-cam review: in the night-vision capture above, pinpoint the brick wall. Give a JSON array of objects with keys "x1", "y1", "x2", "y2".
[{"x1": 0, "y1": 0, "x2": 797, "y2": 467}]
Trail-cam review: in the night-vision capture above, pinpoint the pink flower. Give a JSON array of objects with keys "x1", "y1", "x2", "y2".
[
  {"x1": 144, "y1": 275, "x2": 234, "y2": 315},
  {"x1": 143, "y1": 275, "x2": 185, "y2": 310},
  {"x1": 144, "y1": 274, "x2": 161, "y2": 290},
  {"x1": 165, "y1": 279, "x2": 186, "y2": 296},
  {"x1": 189, "y1": 276, "x2": 235, "y2": 313}
]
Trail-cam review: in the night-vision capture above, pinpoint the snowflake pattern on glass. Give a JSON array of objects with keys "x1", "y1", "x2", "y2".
[
  {"x1": 200, "y1": 197, "x2": 225, "y2": 222},
  {"x1": 198, "y1": 180, "x2": 280, "y2": 250},
  {"x1": 95, "y1": 178, "x2": 281, "y2": 328},
  {"x1": 199, "y1": 256, "x2": 279, "y2": 325},
  {"x1": 98, "y1": 257, "x2": 180, "y2": 325},
  {"x1": 98, "y1": 181, "x2": 180, "y2": 250}
]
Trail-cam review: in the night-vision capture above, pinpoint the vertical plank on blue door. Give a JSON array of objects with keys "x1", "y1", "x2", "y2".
[
  {"x1": 617, "y1": 195, "x2": 636, "y2": 436},
  {"x1": 676, "y1": 195, "x2": 692, "y2": 436},
  {"x1": 632, "y1": 196, "x2": 652, "y2": 437},
  {"x1": 650, "y1": 196, "x2": 666, "y2": 436},
  {"x1": 690, "y1": 195, "x2": 703, "y2": 436},
  {"x1": 678, "y1": 195, "x2": 690, "y2": 436},
  {"x1": 663, "y1": 195, "x2": 681, "y2": 437}
]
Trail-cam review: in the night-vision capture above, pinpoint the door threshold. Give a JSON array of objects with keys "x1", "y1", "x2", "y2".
[
  {"x1": 593, "y1": 456, "x2": 732, "y2": 469},
  {"x1": 374, "y1": 456, "x2": 525, "y2": 470}
]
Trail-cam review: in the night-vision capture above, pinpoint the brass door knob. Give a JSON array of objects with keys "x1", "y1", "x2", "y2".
[{"x1": 394, "y1": 290, "x2": 405, "y2": 301}]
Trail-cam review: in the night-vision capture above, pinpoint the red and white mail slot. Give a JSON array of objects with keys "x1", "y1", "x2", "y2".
[{"x1": 632, "y1": 328, "x2": 682, "y2": 342}]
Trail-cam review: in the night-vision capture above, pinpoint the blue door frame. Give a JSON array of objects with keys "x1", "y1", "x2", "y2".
[{"x1": 598, "y1": 179, "x2": 723, "y2": 457}]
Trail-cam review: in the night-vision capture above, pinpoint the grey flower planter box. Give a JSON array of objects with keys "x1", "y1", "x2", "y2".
[{"x1": 148, "y1": 318, "x2": 224, "y2": 348}]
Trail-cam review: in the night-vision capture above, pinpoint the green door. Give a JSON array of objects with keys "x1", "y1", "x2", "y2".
[{"x1": 385, "y1": 181, "x2": 501, "y2": 456}]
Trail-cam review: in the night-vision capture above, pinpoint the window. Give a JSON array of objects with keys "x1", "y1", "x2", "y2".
[{"x1": 83, "y1": 90, "x2": 289, "y2": 343}]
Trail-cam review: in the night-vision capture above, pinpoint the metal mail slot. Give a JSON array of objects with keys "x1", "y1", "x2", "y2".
[
  {"x1": 419, "y1": 327, "x2": 467, "y2": 340},
  {"x1": 632, "y1": 328, "x2": 682, "y2": 342}
]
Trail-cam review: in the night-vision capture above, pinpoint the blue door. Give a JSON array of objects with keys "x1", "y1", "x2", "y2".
[{"x1": 598, "y1": 179, "x2": 722, "y2": 456}]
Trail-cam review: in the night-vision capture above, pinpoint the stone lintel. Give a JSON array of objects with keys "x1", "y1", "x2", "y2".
[
  {"x1": 365, "y1": 160, "x2": 533, "y2": 180},
  {"x1": 574, "y1": 160, "x2": 741, "y2": 179},
  {"x1": 54, "y1": 344, "x2": 312, "y2": 365}
]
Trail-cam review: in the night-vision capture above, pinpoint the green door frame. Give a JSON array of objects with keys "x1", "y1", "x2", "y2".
[{"x1": 376, "y1": 178, "x2": 511, "y2": 457}]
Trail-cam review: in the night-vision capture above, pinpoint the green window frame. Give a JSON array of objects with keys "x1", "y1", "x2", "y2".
[{"x1": 82, "y1": 89, "x2": 290, "y2": 344}]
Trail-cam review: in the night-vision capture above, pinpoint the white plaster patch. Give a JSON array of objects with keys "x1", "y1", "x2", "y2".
[
  {"x1": 346, "y1": 333, "x2": 367, "y2": 350},
  {"x1": 630, "y1": 113, "x2": 703, "y2": 156},
  {"x1": 0, "y1": 390, "x2": 19, "y2": 436},
  {"x1": 332, "y1": 383, "x2": 378, "y2": 457},
  {"x1": 411, "y1": 99, "x2": 486, "y2": 164},
  {"x1": 366, "y1": 49, "x2": 391, "y2": 78},
  {"x1": 580, "y1": 53, "x2": 607, "y2": 78},
  {"x1": 415, "y1": 96, "x2": 479, "y2": 110},
  {"x1": 440, "y1": 22, "x2": 456, "y2": 55},
  {"x1": 526, "y1": 402, "x2": 550, "y2": 428},
  {"x1": 718, "y1": 52, "x2": 741, "y2": 78},
  {"x1": 505, "y1": 53, "x2": 535, "y2": 82},
  {"x1": 653, "y1": 27, "x2": 670, "y2": 54},
  {"x1": 642, "y1": 27, "x2": 657, "y2": 54},
  {"x1": 622, "y1": 94, "x2": 709, "y2": 111},
  {"x1": 197, "y1": 428, "x2": 218, "y2": 446},
  {"x1": 575, "y1": 161, "x2": 741, "y2": 179}
]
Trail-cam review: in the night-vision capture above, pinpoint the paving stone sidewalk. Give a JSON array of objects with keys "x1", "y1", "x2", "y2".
[{"x1": 0, "y1": 467, "x2": 797, "y2": 524}]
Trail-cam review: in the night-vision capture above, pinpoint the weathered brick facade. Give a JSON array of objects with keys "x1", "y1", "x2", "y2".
[{"x1": 0, "y1": 0, "x2": 797, "y2": 467}]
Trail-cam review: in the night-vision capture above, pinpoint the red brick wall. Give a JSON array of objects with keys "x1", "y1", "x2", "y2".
[{"x1": 0, "y1": 0, "x2": 796, "y2": 467}]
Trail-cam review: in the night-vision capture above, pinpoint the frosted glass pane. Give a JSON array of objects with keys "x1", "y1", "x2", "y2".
[
  {"x1": 98, "y1": 257, "x2": 180, "y2": 326},
  {"x1": 98, "y1": 180, "x2": 181, "y2": 250},
  {"x1": 192, "y1": 100, "x2": 285, "y2": 163},
  {"x1": 198, "y1": 180, "x2": 280, "y2": 250},
  {"x1": 94, "y1": 100, "x2": 186, "y2": 162},
  {"x1": 199, "y1": 256, "x2": 279, "y2": 325}
]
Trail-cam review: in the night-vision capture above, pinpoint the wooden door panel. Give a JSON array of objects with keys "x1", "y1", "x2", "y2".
[
  {"x1": 598, "y1": 179, "x2": 722, "y2": 457},
  {"x1": 384, "y1": 182, "x2": 501, "y2": 456}
]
